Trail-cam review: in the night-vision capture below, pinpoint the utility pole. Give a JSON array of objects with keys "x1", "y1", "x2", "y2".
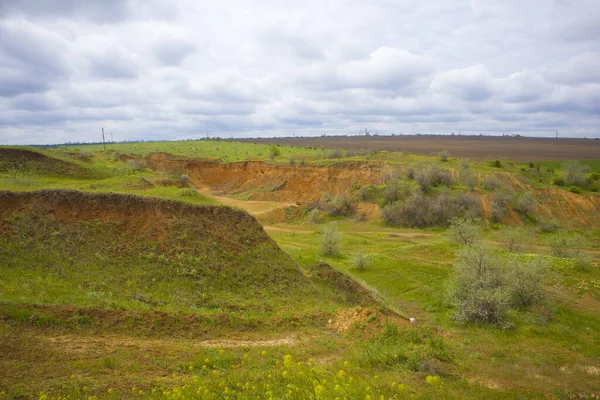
[{"x1": 102, "y1": 127, "x2": 106, "y2": 151}]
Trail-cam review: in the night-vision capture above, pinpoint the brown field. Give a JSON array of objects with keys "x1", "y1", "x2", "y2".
[{"x1": 238, "y1": 135, "x2": 600, "y2": 161}]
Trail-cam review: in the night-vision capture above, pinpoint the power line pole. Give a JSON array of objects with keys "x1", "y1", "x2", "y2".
[{"x1": 102, "y1": 127, "x2": 106, "y2": 151}]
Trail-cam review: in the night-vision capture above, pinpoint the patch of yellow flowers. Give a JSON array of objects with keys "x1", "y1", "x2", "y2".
[{"x1": 37, "y1": 352, "x2": 437, "y2": 399}]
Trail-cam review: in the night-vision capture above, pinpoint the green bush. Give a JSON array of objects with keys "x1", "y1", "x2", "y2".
[
  {"x1": 320, "y1": 222, "x2": 342, "y2": 257},
  {"x1": 448, "y1": 244, "x2": 510, "y2": 325},
  {"x1": 506, "y1": 257, "x2": 545, "y2": 308}
]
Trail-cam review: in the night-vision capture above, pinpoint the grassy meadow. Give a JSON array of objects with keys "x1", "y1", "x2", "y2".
[{"x1": 0, "y1": 141, "x2": 599, "y2": 399}]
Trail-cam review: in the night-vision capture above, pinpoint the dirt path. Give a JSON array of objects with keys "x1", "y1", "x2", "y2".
[
  {"x1": 43, "y1": 334, "x2": 306, "y2": 356},
  {"x1": 196, "y1": 186, "x2": 297, "y2": 216}
]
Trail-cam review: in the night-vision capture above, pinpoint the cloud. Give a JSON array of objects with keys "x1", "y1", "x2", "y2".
[
  {"x1": 0, "y1": 0, "x2": 132, "y2": 22},
  {"x1": 154, "y1": 39, "x2": 196, "y2": 66},
  {"x1": 430, "y1": 65, "x2": 494, "y2": 102},
  {"x1": 1, "y1": 0, "x2": 599, "y2": 145}
]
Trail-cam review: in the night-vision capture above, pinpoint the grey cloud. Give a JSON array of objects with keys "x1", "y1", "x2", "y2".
[
  {"x1": 1, "y1": 0, "x2": 599, "y2": 145},
  {"x1": 0, "y1": 0, "x2": 132, "y2": 22},
  {"x1": 260, "y1": 29, "x2": 325, "y2": 61},
  {"x1": 430, "y1": 65, "x2": 494, "y2": 102},
  {"x1": 154, "y1": 39, "x2": 196, "y2": 66},
  {"x1": 87, "y1": 50, "x2": 139, "y2": 79}
]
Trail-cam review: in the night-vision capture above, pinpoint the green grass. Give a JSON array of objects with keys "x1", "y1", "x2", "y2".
[
  {"x1": 1, "y1": 142, "x2": 599, "y2": 399},
  {"x1": 64, "y1": 140, "x2": 325, "y2": 164}
]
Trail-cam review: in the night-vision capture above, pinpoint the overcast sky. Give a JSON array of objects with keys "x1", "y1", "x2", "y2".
[{"x1": 1, "y1": 0, "x2": 599, "y2": 144}]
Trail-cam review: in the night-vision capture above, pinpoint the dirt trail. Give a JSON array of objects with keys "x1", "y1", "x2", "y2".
[
  {"x1": 196, "y1": 186, "x2": 297, "y2": 216},
  {"x1": 43, "y1": 334, "x2": 305, "y2": 355}
]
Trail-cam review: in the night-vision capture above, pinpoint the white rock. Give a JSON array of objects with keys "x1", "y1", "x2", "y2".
[{"x1": 409, "y1": 318, "x2": 415, "y2": 323}]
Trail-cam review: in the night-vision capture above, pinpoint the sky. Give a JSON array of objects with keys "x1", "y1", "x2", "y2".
[{"x1": 1, "y1": 0, "x2": 599, "y2": 145}]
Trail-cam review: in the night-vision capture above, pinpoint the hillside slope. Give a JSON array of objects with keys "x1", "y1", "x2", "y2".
[{"x1": 0, "y1": 190, "x2": 357, "y2": 323}]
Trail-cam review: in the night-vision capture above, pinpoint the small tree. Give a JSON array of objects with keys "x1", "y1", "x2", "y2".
[
  {"x1": 320, "y1": 222, "x2": 342, "y2": 256},
  {"x1": 449, "y1": 217, "x2": 482, "y2": 245}
]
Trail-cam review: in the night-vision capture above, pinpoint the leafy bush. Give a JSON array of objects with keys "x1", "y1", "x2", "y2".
[
  {"x1": 535, "y1": 216, "x2": 560, "y2": 233},
  {"x1": 514, "y1": 192, "x2": 536, "y2": 215},
  {"x1": 548, "y1": 233, "x2": 587, "y2": 259},
  {"x1": 489, "y1": 159, "x2": 502, "y2": 168},
  {"x1": 569, "y1": 186, "x2": 582, "y2": 194},
  {"x1": 320, "y1": 222, "x2": 342, "y2": 256},
  {"x1": 461, "y1": 170, "x2": 478, "y2": 190},
  {"x1": 306, "y1": 208, "x2": 320, "y2": 224},
  {"x1": 553, "y1": 178, "x2": 565, "y2": 186},
  {"x1": 351, "y1": 252, "x2": 371, "y2": 271},
  {"x1": 438, "y1": 150, "x2": 450, "y2": 162},
  {"x1": 448, "y1": 244, "x2": 511, "y2": 325},
  {"x1": 381, "y1": 192, "x2": 482, "y2": 228},
  {"x1": 449, "y1": 244, "x2": 545, "y2": 326},
  {"x1": 325, "y1": 194, "x2": 353, "y2": 216},
  {"x1": 269, "y1": 145, "x2": 280, "y2": 160},
  {"x1": 506, "y1": 257, "x2": 545, "y2": 308},
  {"x1": 489, "y1": 189, "x2": 513, "y2": 222},
  {"x1": 482, "y1": 175, "x2": 503, "y2": 191},
  {"x1": 563, "y1": 160, "x2": 590, "y2": 187},
  {"x1": 414, "y1": 163, "x2": 453, "y2": 192},
  {"x1": 501, "y1": 225, "x2": 529, "y2": 252}
]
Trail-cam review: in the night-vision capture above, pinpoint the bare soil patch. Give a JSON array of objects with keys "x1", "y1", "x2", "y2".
[{"x1": 238, "y1": 136, "x2": 600, "y2": 162}]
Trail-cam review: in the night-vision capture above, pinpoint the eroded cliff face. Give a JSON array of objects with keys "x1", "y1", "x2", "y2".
[{"x1": 123, "y1": 152, "x2": 600, "y2": 227}]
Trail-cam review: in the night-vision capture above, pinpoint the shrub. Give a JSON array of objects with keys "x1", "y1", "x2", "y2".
[
  {"x1": 563, "y1": 160, "x2": 590, "y2": 187},
  {"x1": 351, "y1": 252, "x2": 371, "y2": 271},
  {"x1": 269, "y1": 145, "x2": 280, "y2": 160},
  {"x1": 489, "y1": 159, "x2": 502, "y2": 168},
  {"x1": 448, "y1": 244, "x2": 511, "y2": 325},
  {"x1": 514, "y1": 192, "x2": 536, "y2": 215},
  {"x1": 482, "y1": 175, "x2": 503, "y2": 191},
  {"x1": 325, "y1": 194, "x2": 353, "y2": 216},
  {"x1": 382, "y1": 192, "x2": 483, "y2": 228},
  {"x1": 461, "y1": 170, "x2": 478, "y2": 190},
  {"x1": 289, "y1": 157, "x2": 296, "y2": 166},
  {"x1": 506, "y1": 257, "x2": 545, "y2": 308},
  {"x1": 438, "y1": 150, "x2": 450, "y2": 162},
  {"x1": 489, "y1": 189, "x2": 513, "y2": 222},
  {"x1": 548, "y1": 233, "x2": 586, "y2": 259},
  {"x1": 501, "y1": 225, "x2": 529, "y2": 252},
  {"x1": 460, "y1": 158, "x2": 471, "y2": 170},
  {"x1": 382, "y1": 181, "x2": 399, "y2": 205},
  {"x1": 306, "y1": 208, "x2": 320, "y2": 224},
  {"x1": 569, "y1": 186, "x2": 582, "y2": 194},
  {"x1": 320, "y1": 222, "x2": 342, "y2": 256},
  {"x1": 358, "y1": 186, "x2": 369, "y2": 201},
  {"x1": 448, "y1": 217, "x2": 483, "y2": 245},
  {"x1": 535, "y1": 216, "x2": 560, "y2": 233},
  {"x1": 553, "y1": 178, "x2": 565, "y2": 186},
  {"x1": 415, "y1": 163, "x2": 453, "y2": 192}
]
